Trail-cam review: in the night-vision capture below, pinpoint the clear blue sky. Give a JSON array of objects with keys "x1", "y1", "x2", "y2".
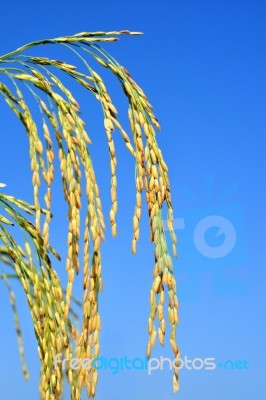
[{"x1": 0, "y1": 0, "x2": 265, "y2": 399}]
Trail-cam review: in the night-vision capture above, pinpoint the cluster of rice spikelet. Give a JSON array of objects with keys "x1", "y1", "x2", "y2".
[
  {"x1": 0, "y1": 30, "x2": 179, "y2": 398},
  {"x1": 0, "y1": 193, "x2": 76, "y2": 399}
]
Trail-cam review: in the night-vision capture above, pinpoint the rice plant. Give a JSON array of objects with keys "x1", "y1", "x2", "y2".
[{"x1": 0, "y1": 31, "x2": 179, "y2": 399}]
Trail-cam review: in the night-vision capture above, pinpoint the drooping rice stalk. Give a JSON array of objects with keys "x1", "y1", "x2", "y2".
[
  {"x1": 0, "y1": 190, "x2": 78, "y2": 399},
  {"x1": 0, "y1": 31, "x2": 179, "y2": 398}
]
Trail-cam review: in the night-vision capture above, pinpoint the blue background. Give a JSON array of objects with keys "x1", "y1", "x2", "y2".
[{"x1": 0, "y1": 0, "x2": 265, "y2": 399}]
